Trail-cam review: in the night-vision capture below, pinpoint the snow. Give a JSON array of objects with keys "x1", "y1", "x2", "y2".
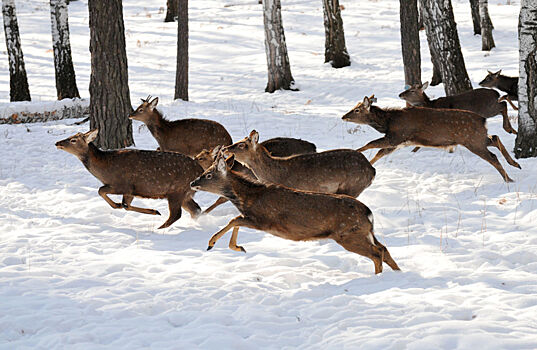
[{"x1": 1, "y1": 0, "x2": 537, "y2": 349}]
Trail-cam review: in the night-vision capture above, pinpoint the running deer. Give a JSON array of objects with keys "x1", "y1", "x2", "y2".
[
  {"x1": 129, "y1": 96, "x2": 232, "y2": 157},
  {"x1": 56, "y1": 129, "x2": 203, "y2": 228},
  {"x1": 342, "y1": 96, "x2": 521, "y2": 182},
  {"x1": 194, "y1": 137, "x2": 317, "y2": 214},
  {"x1": 190, "y1": 152, "x2": 400, "y2": 274},
  {"x1": 479, "y1": 70, "x2": 518, "y2": 108},
  {"x1": 223, "y1": 130, "x2": 375, "y2": 198},
  {"x1": 398, "y1": 81, "x2": 517, "y2": 134}
]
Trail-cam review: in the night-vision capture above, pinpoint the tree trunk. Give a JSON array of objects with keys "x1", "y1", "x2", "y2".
[
  {"x1": 2, "y1": 0, "x2": 30, "y2": 102},
  {"x1": 50, "y1": 0, "x2": 79, "y2": 100},
  {"x1": 470, "y1": 0, "x2": 481, "y2": 35},
  {"x1": 88, "y1": 0, "x2": 133, "y2": 149},
  {"x1": 514, "y1": 0, "x2": 537, "y2": 158},
  {"x1": 174, "y1": 0, "x2": 188, "y2": 101},
  {"x1": 400, "y1": 0, "x2": 421, "y2": 88},
  {"x1": 322, "y1": 0, "x2": 350, "y2": 68},
  {"x1": 165, "y1": 0, "x2": 178, "y2": 22},
  {"x1": 263, "y1": 0, "x2": 296, "y2": 93},
  {"x1": 419, "y1": 0, "x2": 472, "y2": 96},
  {"x1": 479, "y1": 0, "x2": 495, "y2": 51}
]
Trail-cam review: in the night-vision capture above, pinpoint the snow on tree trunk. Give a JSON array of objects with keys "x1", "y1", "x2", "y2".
[
  {"x1": 419, "y1": 0, "x2": 472, "y2": 96},
  {"x1": 50, "y1": 0, "x2": 79, "y2": 100},
  {"x1": 263, "y1": 0, "x2": 296, "y2": 93},
  {"x1": 400, "y1": 0, "x2": 421, "y2": 87},
  {"x1": 322, "y1": 0, "x2": 350, "y2": 68},
  {"x1": 2, "y1": 0, "x2": 30, "y2": 102},
  {"x1": 88, "y1": 0, "x2": 133, "y2": 149},
  {"x1": 174, "y1": 0, "x2": 188, "y2": 101},
  {"x1": 479, "y1": 0, "x2": 495, "y2": 51},
  {"x1": 165, "y1": 0, "x2": 178, "y2": 22},
  {"x1": 514, "y1": 0, "x2": 537, "y2": 159},
  {"x1": 469, "y1": 0, "x2": 481, "y2": 35}
]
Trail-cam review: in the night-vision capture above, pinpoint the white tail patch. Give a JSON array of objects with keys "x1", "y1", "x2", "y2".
[
  {"x1": 368, "y1": 232, "x2": 375, "y2": 246},
  {"x1": 367, "y1": 211, "x2": 375, "y2": 245}
]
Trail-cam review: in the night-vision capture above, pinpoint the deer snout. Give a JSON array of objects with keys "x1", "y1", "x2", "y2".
[
  {"x1": 190, "y1": 179, "x2": 201, "y2": 190},
  {"x1": 55, "y1": 141, "x2": 65, "y2": 149},
  {"x1": 342, "y1": 112, "x2": 352, "y2": 121}
]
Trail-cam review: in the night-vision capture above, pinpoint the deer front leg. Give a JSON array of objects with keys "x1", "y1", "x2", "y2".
[
  {"x1": 357, "y1": 137, "x2": 396, "y2": 152},
  {"x1": 370, "y1": 147, "x2": 396, "y2": 164},
  {"x1": 98, "y1": 185, "x2": 122, "y2": 209},
  {"x1": 207, "y1": 215, "x2": 251, "y2": 251}
]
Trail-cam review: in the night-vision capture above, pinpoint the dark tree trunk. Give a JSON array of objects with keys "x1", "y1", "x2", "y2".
[
  {"x1": 263, "y1": 0, "x2": 295, "y2": 93},
  {"x1": 50, "y1": 0, "x2": 79, "y2": 100},
  {"x1": 2, "y1": 0, "x2": 30, "y2": 102},
  {"x1": 322, "y1": 0, "x2": 350, "y2": 68},
  {"x1": 515, "y1": 0, "x2": 537, "y2": 158},
  {"x1": 88, "y1": 0, "x2": 133, "y2": 149},
  {"x1": 165, "y1": 0, "x2": 178, "y2": 22},
  {"x1": 174, "y1": 0, "x2": 188, "y2": 101},
  {"x1": 419, "y1": 0, "x2": 472, "y2": 96},
  {"x1": 417, "y1": 1, "x2": 424, "y2": 30},
  {"x1": 399, "y1": 0, "x2": 421, "y2": 87},
  {"x1": 479, "y1": 0, "x2": 495, "y2": 51},
  {"x1": 470, "y1": 0, "x2": 481, "y2": 35}
]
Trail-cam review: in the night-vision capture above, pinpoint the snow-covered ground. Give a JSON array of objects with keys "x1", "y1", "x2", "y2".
[{"x1": 2, "y1": 0, "x2": 537, "y2": 349}]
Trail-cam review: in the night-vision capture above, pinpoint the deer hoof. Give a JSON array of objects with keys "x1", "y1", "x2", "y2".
[
  {"x1": 155, "y1": 210, "x2": 161, "y2": 216},
  {"x1": 207, "y1": 245, "x2": 214, "y2": 251},
  {"x1": 240, "y1": 246, "x2": 246, "y2": 253}
]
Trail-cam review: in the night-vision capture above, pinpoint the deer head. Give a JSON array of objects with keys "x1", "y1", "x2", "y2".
[
  {"x1": 342, "y1": 95, "x2": 377, "y2": 124},
  {"x1": 129, "y1": 96, "x2": 159, "y2": 123},
  {"x1": 222, "y1": 130, "x2": 260, "y2": 164},
  {"x1": 55, "y1": 129, "x2": 99, "y2": 159},
  {"x1": 479, "y1": 70, "x2": 502, "y2": 87},
  {"x1": 190, "y1": 150, "x2": 235, "y2": 196},
  {"x1": 398, "y1": 82, "x2": 429, "y2": 106}
]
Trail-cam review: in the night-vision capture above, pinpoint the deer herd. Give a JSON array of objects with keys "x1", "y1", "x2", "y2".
[{"x1": 55, "y1": 70, "x2": 519, "y2": 275}]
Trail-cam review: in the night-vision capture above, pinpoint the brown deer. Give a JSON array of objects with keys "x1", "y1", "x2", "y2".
[
  {"x1": 398, "y1": 81, "x2": 517, "y2": 134},
  {"x1": 342, "y1": 96, "x2": 521, "y2": 182},
  {"x1": 223, "y1": 130, "x2": 375, "y2": 198},
  {"x1": 479, "y1": 70, "x2": 518, "y2": 109},
  {"x1": 55, "y1": 129, "x2": 203, "y2": 228},
  {"x1": 194, "y1": 137, "x2": 317, "y2": 214},
  {"x1": 129, "y1": 96, "x2": 232, "y2": 157},
  {"x1": 190, "y1": 152, "x2": 400, "y2": 274}
]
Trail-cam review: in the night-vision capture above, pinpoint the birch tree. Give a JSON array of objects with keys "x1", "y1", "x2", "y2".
[
  {"x1": 322, "y1": 0, "x2": 350, "y2": 68},
  {"x1": 419, "y1": 0, "x2": 472, "y2": 96},
  {"x1": 479, "y1": 0, "x2": 495, "y2": 51},
  {"x1": 514, "y1": 1, "x2": 537, "y2": 158},
  {"x1": 2, "y1": 0, "x2": 30, "y2": 101},
  {"x1": 400, "y1": 0, "x2": 421, "y2": 88},
  {"x1": 263, "y1": 0, "x2": 296, "y2": 93},
  {"x1": 88, "y1": 0, "x2": 133, "y2": 149},
  {"x1": 50, "y1": 0, "x2": 79, "y2": 100},
  {"x1": 174, "y1": 0, "x2": 188, "y2": 100}
]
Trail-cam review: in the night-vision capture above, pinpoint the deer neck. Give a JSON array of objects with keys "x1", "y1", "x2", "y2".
[
  {"x1": 82, "y1": 143, "x2": 108, "y2": 178},
  {"x1": 499, "y1": 76, "x2": 518, "y2": 95},
  {"x1": 421, "y1": 93, "x2": 433, "y2": 107},
  {"x1": 367, "y1": 106, "x2": 391, "y2": 133},
  {"x1": 146, "y1": 110, "x2": 171, "y2": 140},
  {"x1": 226, "y1": 171, "x2": 266, "y2": 212},
  {"x1": 245, "y1": 145, "x2": 281, "y2": 180}
]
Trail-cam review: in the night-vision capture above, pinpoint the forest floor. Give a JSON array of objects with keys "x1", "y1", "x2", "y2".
[{"x1": 1, "y1": 0, "x2": 536, "y2": 349}]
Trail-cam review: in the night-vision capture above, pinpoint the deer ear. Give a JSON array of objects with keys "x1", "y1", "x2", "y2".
[
  {"x1": 495, "y1": 70, "x2": 502, "y2": 76},
  {"x1": 249, "y1": 130, "x2": 259, "y2": 144},
  {"x1": 225, "y1": 154, "x2": 235, "y2": 169},
  {"x1": 149, "y1": 97, "x2": 159, "y2": 110},
  {"x1": 421, "y1": 81, "x2": 429, "y2": 90},
  {"x1": 217, "y1": 156, "x2": 227, "y2": 173},
  {"x1": 210, "y1": 145, "x2": 222, "y2": 158},
  {"x1": 85, "y1": 129, "x2": 99, "y2": 143},
  {"x1": 362, "y1": 96, "x2": 371, "y2": 110}
]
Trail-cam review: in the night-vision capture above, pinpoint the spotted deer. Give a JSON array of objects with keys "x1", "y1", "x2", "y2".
[
  {"x1": 56, "y1": 129, "x2": 203, "y2": 228},
  {"x1": 190, "y1": 152, "x2": 400, "y2": 274},
  {"x1": 223, "y1": 130, "x2": 375, "y2": 197},
  {"x1": 129, "y1": 96, "x2": 232, "y2": 157},
  {"x1": 342, "y1": 96, "x2": 521, "y2": 182}
]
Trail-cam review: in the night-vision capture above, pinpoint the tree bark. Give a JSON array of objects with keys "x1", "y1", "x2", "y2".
[
  {"x1": 400, "y1": 0, "x2": 421, "y2": 87},
  {"x1": 322, "y1": 0, "x2": 350, "y2": 68},
  {"x1": 263, "y1": 0, "x2": 296, "y2": 93},
  {"x1": 88, "y1": 0, "x2": 133, "y2": 149},
  {"x1": 419, "y1": 0, "x2": 472, "y2": 96},
  {"x1": 470, "y1": 0, "x2": 481, "y2": 35},
  {"x1": 514, "y1": 0, "x2": 537, "y2": 158},
  {"x1": 165, "y1": 0, "x2": 178, "y2": 22},
  {"x1": 2, "y1": 0, "x2": 30, "y2": 102},
  {"x1": 174, "y1": 0, "x2": 188, "y2": 101},
  {"x1": 50, "y1": 0, "x2": 79, "y2": 100},
  {"x1": 479, "y1": 0, "x2": 495, "y2": 51}
]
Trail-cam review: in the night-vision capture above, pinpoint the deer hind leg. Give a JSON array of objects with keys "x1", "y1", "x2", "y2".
[
  {"x1": 121, "y1": 194, "x2": 161, "y2": 216},
  {"x1": 334, "y1": 229, "x2": 387, "y2": 274},
  {"x1": 370, "y1": 147, "x2": 396, "y2": 164},
  {"x1": 182, "y1": 193, "x2": 202, "y2": 219},
  {"x1": 203, "y1": 197, "x2": 229, "y2": 215},
  {"x1": 498, "y1": 101, "x2": 517, "y2": 134},
  {"x1": 208, "y1": 215, "x2": 252, "y2": 251},
  {"x1": 465, "y1": 144, "x2": 514, "y2": 183},
  {"x1": 229, "y1": 227, "x2": 246, "y2": 253},
  {"x1": 488, "y1": 135, "x2": 521, "y2": 169},
  {"x1": 373, "y1": 236, "x2": 400, "y2": 271},
  {"x1": 159, "y1": 192, "x2": 186, "y2": 229}
]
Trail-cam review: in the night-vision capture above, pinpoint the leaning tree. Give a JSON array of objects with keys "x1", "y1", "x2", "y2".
[
  {"x1": 2, "y1": 0, "x2": 30, "y2": 101},
  {"x1": 514, "y1": 0, "x2": 537, "y2": 158},
  {"x1": 419, "y1": 0, "x2": 472, "y2": 96},
  {"x1": 263, "y1": 0, "x2": 296, "y2": 92},
  {"x1": 88, "y1": 0, "x2": 133, "y2": 149},
  {"x1": 175, "y1": 0, "x2": 188, "y2": 101},
  {"x1": 399, "y1": 0, "x2": 421, "y2": 88},
  {"x1": 50, "y1": 0, "x2": 79, "y2": 100},
  {"x1": 322, "y1": 0, "x2": 350, "y2": 68}
]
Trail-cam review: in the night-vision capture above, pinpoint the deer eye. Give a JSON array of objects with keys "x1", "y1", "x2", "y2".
[
  {"x1": 137, "y1": 108, "x2": 143, "y2": 113},
  {"x1": 70, "y1": 139, "x2": 77, "y2": 144},
  {"x1": 205, "y1": 173, "x2": 213, "y2": 179},
  {"x1": 238, "y1": 143, "x2": 246, "y2": 149}
]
